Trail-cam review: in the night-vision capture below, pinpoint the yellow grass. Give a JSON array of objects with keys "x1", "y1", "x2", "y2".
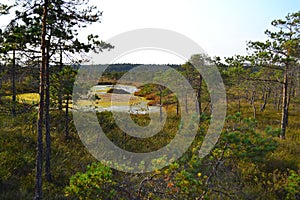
[
  {"x1": 17, "y1": 93, "x2": 40, "y2": 104},
  {"x1": 7, "y1": 92, "x2": 151, "y2": 110}
]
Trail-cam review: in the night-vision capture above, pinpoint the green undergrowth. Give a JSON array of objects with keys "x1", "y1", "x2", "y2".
[
  {"x1": 0, "y1": 106, "x2": 97, "y2": 199},
  {"x1": 0, "y1": 99, "x2": 299, "y2": 199}
]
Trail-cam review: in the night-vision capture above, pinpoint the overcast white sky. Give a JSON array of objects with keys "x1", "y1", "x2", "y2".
[{"x1": 1, "y1": 0, "x2": 300, "y2": 64}]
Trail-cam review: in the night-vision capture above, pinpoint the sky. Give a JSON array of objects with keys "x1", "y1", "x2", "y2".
[
  {"x1": 85, "y1": 0, "x2": 300, "y2": 64},
  {"x1": 1, "y1": 0, "x2": 300, "y2": 64}
]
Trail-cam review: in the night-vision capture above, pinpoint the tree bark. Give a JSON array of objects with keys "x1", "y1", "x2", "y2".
[
  {"x1": 12, "y1": 49, "x2": 16, "y2": 116},
  {"x1": 250, "y1": 91, "x2": 256, "y2": 119},
  {"x1": 197, "y1": 75, "x2": 203, "y2": 114},
  {"x1": 260, "y1": 90, "x2": 268, "y2": 112},
  {"x1": 58, "y1": 46, "x2": 63, "y2": 110},
  {"x1": 176, "y1": 99, "x2": 179, "y2": 116},
  {"x1": 280, "y1": 67, "x2": 288, "y2": 139},
  {"x1": 185, "y1": 91, "x2": 188, "y2": 114},
  {"x1": 35, "y1": 0, "x2": 48, "y2": 199},
  {"x1": 0, "y1": 65, "x2": 3, "y2": 103},
  {"x1": 45, "y1": 40, "x2": 51, "y2": 182},
  {"x1": 238, "y1": 96, "x2": 240, "y2": 113},
  {"x1": 159, "y1": 87, "x2": 162, "y2": 122},
  {"x1": 65, "y1": 97, "x2": 69, "y2": 139},
  {"x1": 286, "y1": 78, "x2": 293, "y2": 127},
  {"x1": 277, "y1": 98, "x2": 281, "y2": 111}
]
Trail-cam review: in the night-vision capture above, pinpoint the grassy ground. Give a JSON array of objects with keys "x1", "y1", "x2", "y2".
[
  {"x1": 10, "y1": 91, "x2": 149, "y2": 109},
  {"x1": 0, "y1": 91, "x2": 299, "y2": 199},
  {"x1": 2, "y1": 93, "x2": 39, "y2": 104},
  {"x1": 0, "y1": 106, "x2": 96, "y2": 199},
  {"x1": 227, "y1": 98, "x2": 300, "y2": 171}
]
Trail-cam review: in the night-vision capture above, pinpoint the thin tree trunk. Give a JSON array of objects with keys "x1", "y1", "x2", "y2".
[
  {"x1": 250, "y1": 91, "x2": 256, "y2": 119},
  {"x1": 280, "y1": 67, "x2": 288, "y2": 139},
  {"x1": 65, "y1": 97, "x2": 69, "y2": 139},
  {"x1": 238, "y1": 96, "x2": 240, "y2": 113},
  {"x1": 237, "y1": 90, "x2": 243, "y2": 113},
  {"x1": 286, "y1": 79, "x2": 293, "y2": 127},
  {"x1": 0, "y1": 65, "x2": 2, "y2": 103},
  {"x1": 202, "y1": 102, "x2": 210, "y2": 113},
  {"x1": 159, "y1": 87, "x2": 162, "y2": 122},
  {"x1": 35, "y1": 0, "x2": 48, "y2": 199},
  {"x1": 58, "y1": 46, "x2": 63, "y2": 110},
  {"x1": 185, "y1": 92, "x2": 188, "y2": 113},
  {"x1": 260, "y1": 91, "x2": 268, "y2": 112},
  {"x1": 45, "y1": 40, "x2": 51, "y2": 182},
  {"x1": 273, "y1": 89, "x2": 278, "y2": 110},
  {"x1": 197, "y1": 75, "x2": 202, "y2": 114},
  {"x1": 176, "y1": 99, "x2": 179, "y2": 116},
  {"x1": 12, "y1": 49, "x2": 16, "y2": 116},
  {"x1": 195, "y1": 95, "x2": 199, "y2": 114},
  {"x1": 277, "y1": 98, "x2": 281, "y2": 111}
]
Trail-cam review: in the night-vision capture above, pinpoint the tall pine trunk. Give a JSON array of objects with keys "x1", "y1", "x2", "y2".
[
  {"x1": 35, "y1": 0, "x2": 48, "y2": 199},
  {"x1": 286, "y1": 78, "x2": 293, "y2": 127},
  {"x1": 280, "y1": 67, "x2": 288, "y2": 139},
  {"x1": 58, "y1": 46, "x2": 63, "y2": 110},
  {"x1": 11, "y1": 49, "x2": 16, "y2": 116},
  {"x1": 45, "y1": 40, "x2": 51, "y2": 182}
]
